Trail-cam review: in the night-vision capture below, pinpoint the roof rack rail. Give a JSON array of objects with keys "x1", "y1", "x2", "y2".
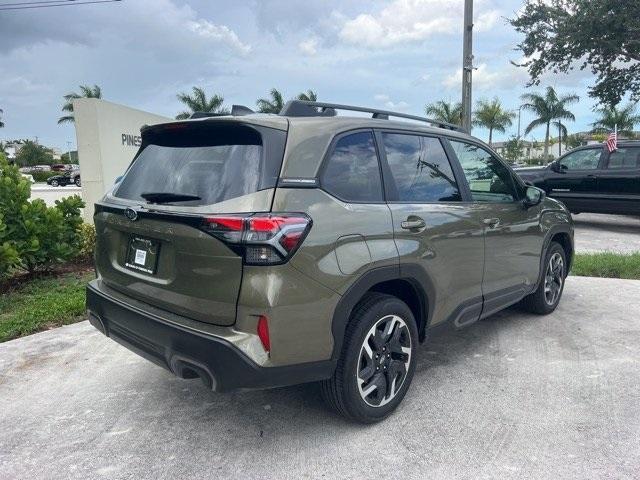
[
  {"x1": 279, "y1": 100, "x2": 464, "y2": 132},
  {"x1": 189, "y1": 105, "x2": 255, "y2": 119}
]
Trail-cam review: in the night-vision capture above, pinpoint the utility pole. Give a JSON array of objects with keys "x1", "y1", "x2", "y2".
[{"x1": 461, "y1": 0, "x2": 474, "y2": 133}]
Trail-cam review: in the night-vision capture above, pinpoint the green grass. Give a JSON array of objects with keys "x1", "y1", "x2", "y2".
[
  {"x1": 572, "y1": 252, "x2": 640, "y2": 280},
  {"x1": 0, "y1": 271, "x2": 94, "y2": 343}
]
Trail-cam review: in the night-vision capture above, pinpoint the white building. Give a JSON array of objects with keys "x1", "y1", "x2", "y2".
[{"x1": 493, "y1": 139, "x2": 570, "y2": 162}]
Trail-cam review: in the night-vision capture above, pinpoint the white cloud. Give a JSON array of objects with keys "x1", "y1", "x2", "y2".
[
  {"x1": 412, "y1": 72, "x2": 432, "y2": 86},
  {"x1": 0, "y1": 0, "x2": 251, "y2": 57},
  {"x1": 374, "y1": 94, "x2": 409, "y2": 111},
  {"x1": 187, "y1": 20, "x2": 251, "y2": 55},
  {"x1": 339, "y1": 0, "x2": 500, "y2": 48},
  {"x1": 443, "y1": 63, "x2": 529, "y2": 91},
  {"x1": 298, "y1": 38, "x2": 319, "y2": 56}
]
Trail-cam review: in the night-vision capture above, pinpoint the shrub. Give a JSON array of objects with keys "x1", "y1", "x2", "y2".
[
  {"x1": 0, "y1": 154, "x2": 85, "y2": 277},
  {"x1": 30, "y1": 171, "x2": 53, "y2": 183},
  {"x1": 77, "y1": 222, "x2": 96, "y2": 261}
]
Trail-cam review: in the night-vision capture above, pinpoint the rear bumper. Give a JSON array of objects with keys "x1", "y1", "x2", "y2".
[{"x1": 86, "y1": 280, "x2": 334, "y2": 392}]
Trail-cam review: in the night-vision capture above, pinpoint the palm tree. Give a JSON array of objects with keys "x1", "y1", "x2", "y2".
[
  {"x1": 296, "y1": 90, "x2": 318, "y2": 102},
  {"x1": 592, "y1": 103, "x2": 640, "y2": 138},
  {"x1": 424, "y1": 100, "x2": 462, "y2": 125},
  {"x1": 521, "y1": 87, "x2": 579, "y2": 163},
  {"x1": 256, "y1": 88, "x2": 286, "y2": 113},
  {"x1": 472, "y1": 98, "x2": 515, "y2": 146},
  {"x1": 58, "y1": 84, "x2": 102, "y2": 124},
  {"x1": 176, "y1": 87, "x2": 227, "y2": 119}
]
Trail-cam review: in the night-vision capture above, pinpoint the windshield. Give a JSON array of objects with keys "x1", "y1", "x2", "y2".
[{"x1": 114, "y1": 123, "x2": 285, "y2": 206}]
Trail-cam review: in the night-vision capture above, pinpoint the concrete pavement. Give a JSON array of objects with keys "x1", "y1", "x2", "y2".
[
  {"x1": 573, "y1": 213, "x2": 640, "y2": 253},
  {"x1": 30, "y1": 184, "x2": 82, "y2": 207},
  {"x1": 1, "y1": 276, "x2": 639, "y2": 479}
]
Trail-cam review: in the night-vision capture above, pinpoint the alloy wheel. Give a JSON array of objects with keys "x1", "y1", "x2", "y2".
[
  {"x1": 544, "y1": 252, "x2": 564, "y2": 306},
  {"x1": 356, "y1": 314, "x2": 412, "y2": 408}
]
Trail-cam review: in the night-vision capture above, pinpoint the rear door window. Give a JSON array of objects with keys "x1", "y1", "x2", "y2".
[
  {"x1": 321, "y1": 131, "x2": 383, "y2": 202},
  {"x1": 382, "y1": 133, "x2": 461, "y2": 202},
  {"x1": 114, "y1": 123, "x2": 285, "y2": 206},
  {"x1": 606, "y1": 147, "x2": 640, "y2": 169}
]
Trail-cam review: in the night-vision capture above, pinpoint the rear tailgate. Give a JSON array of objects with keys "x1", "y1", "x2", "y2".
[
  {"x1": 94, "y1": 207, "x2": 243, "y2": 325},
  {"x1": 94, "y1": 120, "x2": 287, "y2": 326}
]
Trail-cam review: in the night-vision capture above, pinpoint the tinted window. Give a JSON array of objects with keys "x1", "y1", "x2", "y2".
[
  {"x1": 382, "y1": 133, "x2": 461, "y2": 202},
  {"x1": 115, "y1": 124, "x2": 284, "y2": 206},
  {"x1": 450, "y1": 140, "x2": 519, "y2": 203},
  {"x1": 559, "y1": 148, "x2": 601, "y2": 170},
  {"x1": 607, "y1": 147, "x2": 640, "y2": 169},
  {"x1": 322, "y1": 131, "x2": 383, "y2": 202}
]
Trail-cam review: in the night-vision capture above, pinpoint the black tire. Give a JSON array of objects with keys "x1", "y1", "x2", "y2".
[
  {"x1": 50, "y1": 179, "x2": 59, "y2": 187},
  {"x1": 320, "y1": 292, "x2": 418, "y2": 423},
  {"x1": 74, "y1": 177, "x2": 81, "y2": 187},
  {"x1": 520, "y1": 241, "x2": 567, "y2": 315}
]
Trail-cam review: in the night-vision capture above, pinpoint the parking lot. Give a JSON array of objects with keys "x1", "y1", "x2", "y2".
[
  {"x1": 30, "y1": 184, "x2": 82, "y2": 207},
  {"x1": 1, "y1": 276, "x2": 639, "y2": 479},
  {"x1": 573, "y1": 213, "x2": 640, "y2": 253}
]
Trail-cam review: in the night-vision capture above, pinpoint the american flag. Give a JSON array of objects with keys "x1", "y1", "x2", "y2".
[{"x1": 606, "y1": 126, "x2": 617, "y2": 152}]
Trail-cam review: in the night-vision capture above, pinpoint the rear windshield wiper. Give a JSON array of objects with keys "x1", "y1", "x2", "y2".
[{"x1": 140, "y1": 192, "x2": 201, "y2": 204}]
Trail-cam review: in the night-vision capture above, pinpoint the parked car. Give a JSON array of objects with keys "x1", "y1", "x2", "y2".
[
  {"x1": 51, "y1": 163, "x2": 68, "y2": 172},
  {"x1": 47, "y1": 170, "x2": 80, "y2": 187},
  {"x1": 86, "y1": 101, "x2": 574, "y2": 423},
  {"x1": 515, "y1": 141, "x2": 640, "y2": 215}
]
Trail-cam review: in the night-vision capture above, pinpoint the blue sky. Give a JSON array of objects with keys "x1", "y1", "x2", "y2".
[{"x1": 0, "y1": 0, "x2": 603, "y2": 150}]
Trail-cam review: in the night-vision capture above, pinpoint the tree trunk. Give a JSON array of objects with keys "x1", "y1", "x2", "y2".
[
  {"x1": 543, "y1": 123, "x2": 550, "y2": 164},
  {"x1": 488, "y1": 128, "x2": 493, "y2": 147}
]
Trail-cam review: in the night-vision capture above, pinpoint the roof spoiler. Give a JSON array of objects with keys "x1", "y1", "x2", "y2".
[{"x1": 189, "y1": 104, "x2": 255, "y2": 119}]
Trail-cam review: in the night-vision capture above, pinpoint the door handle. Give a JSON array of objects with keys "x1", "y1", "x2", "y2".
[
  {"x1": 401, "y1": 217, "x2": 426, "y2": 230},
  {"x1": 483, "y1": 217, "x2": 500, "y2": 228}
]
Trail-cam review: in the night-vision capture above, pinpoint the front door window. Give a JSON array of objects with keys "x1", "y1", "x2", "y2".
[{"x1": 558, "y1": 149, "x2": 601, "y2": 171}]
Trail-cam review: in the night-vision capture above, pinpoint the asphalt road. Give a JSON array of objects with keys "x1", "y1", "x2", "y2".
[
  {"x1": 1, "y1": 276, "x2": 639, "y2": 479},
  {"x1": 572, "y1": 213, "x2": 640, "y2": 253}
]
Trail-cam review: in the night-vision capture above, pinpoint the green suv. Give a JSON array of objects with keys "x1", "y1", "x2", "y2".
[{"x1": 86, "y1": 101, "x2": 573, "y2": 423}]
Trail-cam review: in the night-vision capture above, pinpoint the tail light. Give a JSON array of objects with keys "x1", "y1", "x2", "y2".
[
  {"x1": 200, "y1": 213, "x2": 312, "y2": 265},
  {"x1": 256, "y1": 315, "x2": 270, "y2": 352}
]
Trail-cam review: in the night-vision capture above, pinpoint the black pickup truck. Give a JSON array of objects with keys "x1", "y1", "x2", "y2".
[{"x1": 514, "y1": 141, "x2": 640, "y2": 215}]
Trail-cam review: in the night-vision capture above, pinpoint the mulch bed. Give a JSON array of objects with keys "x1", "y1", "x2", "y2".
[{"x1": 0, "y1": 259, "x2": 93, "y2": 296}]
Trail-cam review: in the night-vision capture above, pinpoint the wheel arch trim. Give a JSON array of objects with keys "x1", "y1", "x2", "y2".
[{"x1": 329, "y1": 264, "x2": 435, "y2": 361}]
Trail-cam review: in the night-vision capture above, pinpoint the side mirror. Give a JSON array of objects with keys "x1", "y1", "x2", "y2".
[
  {"x1": 550, "y1": 161, "x2": 560, "y2": 172},
  {"x1": 523, "y1": 186, "x2": 545, "y2": 208}
]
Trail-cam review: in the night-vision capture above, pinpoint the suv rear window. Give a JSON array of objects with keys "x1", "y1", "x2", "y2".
[{"x1": 114, "y1": 123, "x2": 285, "y2": 206}]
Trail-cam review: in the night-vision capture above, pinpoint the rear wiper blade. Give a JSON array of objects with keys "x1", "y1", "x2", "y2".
[{"x1": 140, "y1": 192, "x2": 201, "y2": 203}]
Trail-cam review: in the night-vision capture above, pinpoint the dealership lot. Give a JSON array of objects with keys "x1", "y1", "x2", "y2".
[{"x1": 1, "y1": 276, "x2": 638, "y2": 479}]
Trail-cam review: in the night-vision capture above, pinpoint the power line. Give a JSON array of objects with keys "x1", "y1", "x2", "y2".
[
  {"x1": 0, "y1": 1, "x2": 76, "y2": 7},
  {"x1": 0, "y1": 0, "x2": 121, "y2": 10}
]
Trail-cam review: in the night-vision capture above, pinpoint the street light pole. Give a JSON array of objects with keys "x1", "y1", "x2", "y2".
[
  {"x1": 461, "y1": 0, "x2": 473, "y2": 133},
  {"x1": 517, "y1": 105, "x2": 523, "y2": 141}
]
